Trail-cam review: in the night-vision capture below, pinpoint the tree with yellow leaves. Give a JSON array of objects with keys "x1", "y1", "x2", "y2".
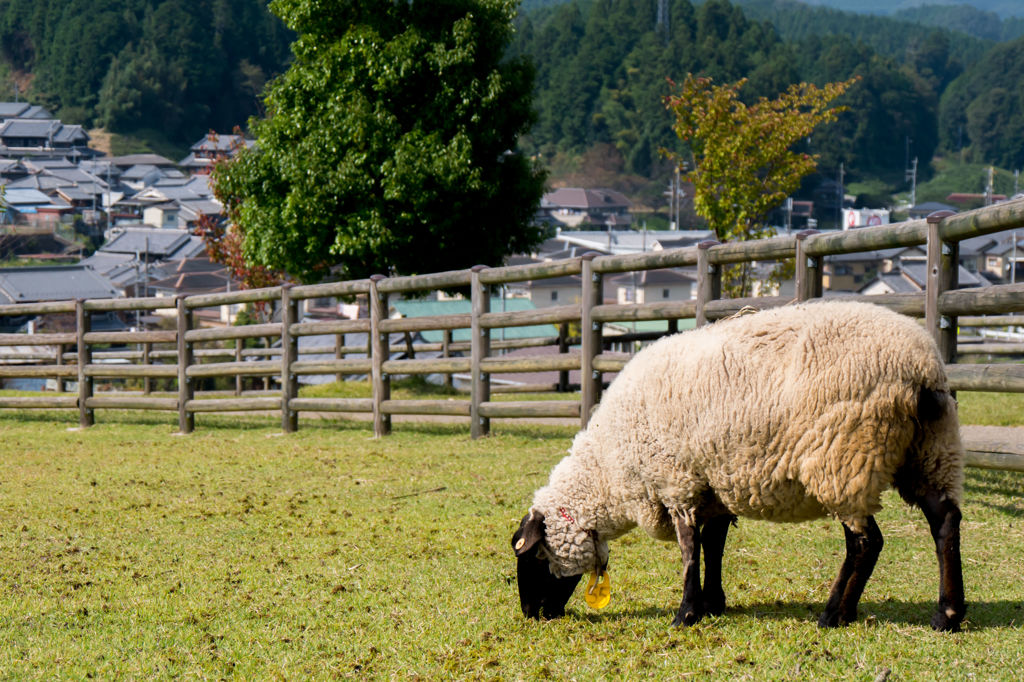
[{"x1": 666, "y1": 75, "x2": 856, "y2": 296}]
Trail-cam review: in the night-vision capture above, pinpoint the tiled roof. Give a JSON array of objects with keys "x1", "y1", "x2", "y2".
[
  {"x1": 609, "y1": 268, "x2": 695, "y2": 286},
  {"x1": 106, "y1": 154, "x2": 178, "y2": 168},
  {"x1": 3, "y1": 188, "x2": 52, "y2": 205},
  {"x1": 542, "y1": 187, "x2": 632, "y2": 210},
  {"x1": 0, "y1": 265, "x2": 118, "y2": 303},
  {"x1": 100, "y1": 228, "x2": 192, "y2": 257}
]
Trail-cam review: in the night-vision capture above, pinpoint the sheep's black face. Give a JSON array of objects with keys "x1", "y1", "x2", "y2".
[{"x1": 512, "y1": 511, "x2": 582, "y2": 619}]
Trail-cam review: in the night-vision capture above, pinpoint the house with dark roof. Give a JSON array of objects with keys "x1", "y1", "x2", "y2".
[
  {"x1": 0, "y1": 119, "x2": 94, "y2": 158},
  {"x1": 99, "y1": 226, "x2": 206, "y2": 260},
  {"x1": 528, "y1": 274, "x2": 583, "y2": 308},
  {"x1": 105, "y1": 154, "x2": 179, "y2": 170},
  {"x1": 858, "y1": 263, "x2": 991, "y2": 295},
  {"x1": 0, "y1": 102, "x2": 53, "y2": 120},
  {"x1": 539, "y1": 188, "x2": 633, "y2": 229},
  {"x1": 979, "y1": 233, "x2": 1024, "y2": 282},
  {"x1": 908, "y1": 201, "x2": 957, "y2": 220},
  {"x1": 0, "y1": 265, "x2": 118, "y2": 304},
  {"x1": 179, "y1": 133, "x2": 255, "y2": 174},
  {"x1": 823, "y1": 250, "x2": 886, "y2": 292},
  {"x1": 1, "y1": 188, "x2": 73, "y2": 225},
  {"x1": 610, "y1": 268, "x2": 695, "y2": 304}
]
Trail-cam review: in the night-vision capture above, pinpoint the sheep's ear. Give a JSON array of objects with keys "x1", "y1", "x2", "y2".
[
  {"x1": 512, "y1": 510, "x2": 546, "y2": 557},
  {"x1": 918, "y1": 387, "x2": 948, "y2": 422}
]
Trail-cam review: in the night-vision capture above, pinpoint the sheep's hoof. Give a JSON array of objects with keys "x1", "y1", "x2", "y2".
[
  {"x1": 817, "y1": 610, "x2": 848, "y2": 628},
  {"x1": 931, "y1": 607, "x2": 964, "y2": 633},
  {"x1": 671, "y1": 605, "x2": 703, "y2": 627},
  {"x1": 702, "y1": 591, "x2": 726, "y2": 617}
]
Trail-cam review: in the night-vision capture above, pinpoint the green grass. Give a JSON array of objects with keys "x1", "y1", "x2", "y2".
[
  {"x1": 298, "y1": 377, "x2": 579, "y2": 403},
  {"x1": 915, "y1": 159, "x2": 1019, "y2": 207},
  {"x1": 957, "y1": 391, "x2": 1024, "y2": 427},
  {"x1": 0, "y1": 409, "x2": 1021, "y2": 679}
]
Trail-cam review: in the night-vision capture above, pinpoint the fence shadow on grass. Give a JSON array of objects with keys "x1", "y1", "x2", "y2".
[
  {"x1": 595, "y1": 599, "x2": 1022, "y2": 630},
  {"x1": 0, "y1": 408, "x2": 577, "y2": 443},
  {"x1": 964, "y1": 472, "x2": 1024, "y2": 518}
]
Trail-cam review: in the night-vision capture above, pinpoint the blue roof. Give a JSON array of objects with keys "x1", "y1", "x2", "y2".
[{"x1": 392, "y1": 298, "x2": 558, "y2": 342}]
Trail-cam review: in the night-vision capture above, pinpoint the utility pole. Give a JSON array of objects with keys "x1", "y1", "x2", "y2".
[
  {"x1": 665, "y1": 166, "x2": 680, "y2": 231},
  {"x1": 836, "y1": 163, "x2": 844, "y2": 228},
  {"x1": 905, "y1": 157, "x2": 918, "y2": 209},
  {"x1": 1012, "y1": 231, "x2": 1018, "y2": 285},
  {"x1": 985, "y1": 166, "x2": 994, "y2": 206},
  {"x1": 674, "y1": 165, "x2": 681, "y2": 231}
]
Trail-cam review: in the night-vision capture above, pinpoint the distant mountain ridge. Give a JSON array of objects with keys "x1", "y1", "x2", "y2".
[
  {"x1": 523, "y1": 1, "x2": 1024, "y2": 20},
  {"x1": 795, "y1": 0, "x2": 1024, "y2": 18}
]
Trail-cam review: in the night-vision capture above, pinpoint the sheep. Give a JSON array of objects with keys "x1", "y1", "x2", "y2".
[{"x1": 511, "y1": 300, "x2": 966, "y2": 631}]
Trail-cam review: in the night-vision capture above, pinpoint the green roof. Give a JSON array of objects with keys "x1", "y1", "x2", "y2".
[
  {"x1": 606, "y1": 319, "x2": 697, "y2": 334},
  {"x1": 391, "y1": 298, "x2": 558, "y2": 343}
]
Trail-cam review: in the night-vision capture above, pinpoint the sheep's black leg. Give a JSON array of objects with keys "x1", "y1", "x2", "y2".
[
  {"x1": 818, "y1": 517, "x2": 883, "y2": 628},
  {"x1": 700, "y1": 514, "x2": 735, "y2": 617},
  {"x1": 670, "y1": 511, "x2": 703, "y2": 627},
  {"x1": 919, "y1": 491, "x2": 965, "y2": 632}
]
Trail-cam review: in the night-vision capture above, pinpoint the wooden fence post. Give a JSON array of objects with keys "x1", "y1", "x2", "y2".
[
  {"x1": 142, "y1": 342, "x2": 152, "y2": 395},
  {"x1": 794, "y1": 230, "x2": 822, "y2": 302},
  {"x1": 927, "y1": 210, "x2": 959, "y2": 363},
  {"x1": 580, "y1": 253, "x2": 602, "y2": 427},
  {"x1": 335, "y1": 333, "x2": 345, "y2": 384},
  {"x1": 176, "y1": 295, "x2": 194, "y2": 434},
  {"x1": 696, "y1": 240, "x2": 721, "y2": 327},
  {"x1": 557, "y1": 322, "x2": 569, "y2": 392},
  {"x1": 471, "y1": 265, "x2": 491, "y2": 439},
  {"x1": 54, "y1": 343, "x2": 65, "y2": 393},
  {"x1": 442, "y1": 329, "x2": 453, "y2": 390},
  {"x1": 280, "y1": 284, "x2": 298, "y2": 433},
  {"x1": 235, "y1": 341, "x2": 243, "y2": 395},
  {"x1": 76, "y1": 300, "x2": 93, "y2": 428},
  {"x1": 369, "y1": 275, "x2": 391, "y2": 437}
]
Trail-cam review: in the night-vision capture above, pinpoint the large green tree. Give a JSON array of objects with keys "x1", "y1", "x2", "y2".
[{"x1": 213, "y1": 0, "x2": 545, "y2": 283}]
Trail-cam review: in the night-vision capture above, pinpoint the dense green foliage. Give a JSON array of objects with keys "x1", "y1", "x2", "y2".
[
  {"x1": 512, "y1": 0, "x2": 1024, "y2": 203},
  {"x1": 0, "y1": 0, "x2": 292, "y2": 148},
  {"x1": 895, "y1": 4, "x2": 1024, "y2": 41},
  {"x1": 4, "y1": 0, "x2": 1024, "y2": 205},
  {"x1": 797, "y1": 0, "x2": 1024, "y2": 17},
  {"x1": 514, "y1": 0, "x2": 953, "y2": 183},
  {"x1": 734, "y1": 0, "x2": 990, "y2": 67},
  {"x1": 939, "y1": 36, "x2": 1024, "y2": 170},
  {"x1": 213, "y1": 0, "x2": 545, "y2": 282},
  {"x1": 667, "y1": 74, "x2": 851, "y2": 242}
]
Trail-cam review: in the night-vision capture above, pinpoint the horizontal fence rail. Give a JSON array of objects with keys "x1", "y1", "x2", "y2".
[{"x1": 0, "y1": 200, "x2": 1022, "y2": 470}]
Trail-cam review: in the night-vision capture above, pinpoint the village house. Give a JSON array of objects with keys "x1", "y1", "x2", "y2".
[
  {"x1": 179, "y1": 133, "x2": 255, "y2": 174},
  {"x1": 538, "y1": 188, "x2": 633, "y2": 230},
  {"x1": 611, "y1": 268, "x2": 695, "y2": 304}
]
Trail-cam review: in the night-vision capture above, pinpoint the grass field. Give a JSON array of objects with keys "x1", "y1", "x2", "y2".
[{"x1": 0, "y1": 392, "x2": 1021, "y2": 679}]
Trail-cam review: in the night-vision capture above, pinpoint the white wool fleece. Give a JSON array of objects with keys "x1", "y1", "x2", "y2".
[{"x1": 529, "y1": 300, "x2": 965, "y2": 576}]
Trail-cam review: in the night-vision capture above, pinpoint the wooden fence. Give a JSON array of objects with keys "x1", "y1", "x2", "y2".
[{"x1": 1, "y1": 200, "x2": 1023, "y2": 469}]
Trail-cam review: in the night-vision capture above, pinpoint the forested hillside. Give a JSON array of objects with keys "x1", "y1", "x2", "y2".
[
  {"x1": 798, "y1": 0, "x2": 1024, "y2": 17},
  {"x1": 939, "y1": 36, "x2": 1024, "y2": 169},
  {"x1": 732, "y1": 0, "x2": 990, "y2": 64},
  {"x1": 1, "y1": 0, "x2": 1021, "y2": 206},
  {"x1": 514, "y1": 0, "x2": 949, "y2": 184},
  {"x1": 894, "y1": 5, "x2": 1024, "y2": 41},
  {"x1": 0, "y1": 0, "x2": 292, "y2": 150},
  {"x1": 513, "y1": 0, "x2": 1024, "y2": 207}
]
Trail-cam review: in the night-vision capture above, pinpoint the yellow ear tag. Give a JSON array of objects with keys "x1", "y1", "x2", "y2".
[{"x1": 584, "y1": 570, "x2": 611, "y2": 609}]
